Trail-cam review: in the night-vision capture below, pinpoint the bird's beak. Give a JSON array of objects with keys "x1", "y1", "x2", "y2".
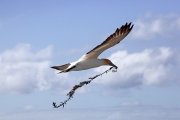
[{"x1": 109, "y1": 62, "x2": 118, "y2": 69}]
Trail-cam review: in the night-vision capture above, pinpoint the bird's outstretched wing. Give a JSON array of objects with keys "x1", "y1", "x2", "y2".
[{"x1": 79, "y1": 22, "x2": 133, "y2": 60}]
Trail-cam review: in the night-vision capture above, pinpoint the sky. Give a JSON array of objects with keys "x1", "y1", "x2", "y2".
[{"x1": 0, "y1": 0, "x2": 180, "y2": 120}]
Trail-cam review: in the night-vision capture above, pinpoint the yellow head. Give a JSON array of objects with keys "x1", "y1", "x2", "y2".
[{"x1": 101, "y1": 58, "x2": 118, "y2": 68}]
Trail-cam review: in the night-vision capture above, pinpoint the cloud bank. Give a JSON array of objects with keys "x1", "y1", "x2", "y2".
[
  {"x1": 94, "y1": 47, "x2": 180, "y2": 89},
  {"x1": 1, "y1": 102, "x2": 180, "y2": 120},
  {"x1": 131, "y1": 14, "x2": 180, "y2": 40},
  {"x1": 0, "y1": 44, "x2": 78, "y2": 94},
  {"x1": 1, "y1": 45, "x2": 179, "y2": 94}
]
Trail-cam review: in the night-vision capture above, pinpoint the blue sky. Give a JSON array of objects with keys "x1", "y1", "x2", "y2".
[{"x1": 0, "y1": 0, "x2": 180, "y2": 120}]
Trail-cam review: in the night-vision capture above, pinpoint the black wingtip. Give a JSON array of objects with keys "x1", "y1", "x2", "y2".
[
  {"x1": 130, "y1": 24, "x2": 134, "y2": 30},
  {"x1": 125, "y1": 22, "x2": 128, "y2": 26},
  {"x1": 128, "y1": 22, "x2": 132, "y2": 27},
  {"x1": 126, "y1": 22, "x2": 134, "y2": 31},
  {"x1": 115, "y1": 28, "x2": 119, "y2": 32}
]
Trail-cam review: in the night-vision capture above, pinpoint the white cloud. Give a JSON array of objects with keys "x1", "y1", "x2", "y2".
[
  {"x1": 0, "y1": 44, "x2": 79, "y2": 94},
  {"x1": 131, "y1": 14, "x2": 180, "y2": 40},
  {"x1": 94, "y1": 47, "x2": 180, "y2": 89},
  {"x1": 1, "y1": 105, "x2": 180, "y2": 120},
  {"x1": 0, "y1": 44, "x2": 52, "y2": 62}
]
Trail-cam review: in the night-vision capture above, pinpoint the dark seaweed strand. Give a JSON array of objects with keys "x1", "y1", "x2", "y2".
[{"x1": 52, "y1": 66, "x2": 117, "y2": 108}]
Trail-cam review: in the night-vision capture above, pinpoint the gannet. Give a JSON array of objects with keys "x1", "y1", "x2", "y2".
[{"x1": 51, "y1": 22, "x2": 134, "y2": 73}]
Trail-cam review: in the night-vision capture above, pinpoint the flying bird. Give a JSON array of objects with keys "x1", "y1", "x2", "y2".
[{"x1": 51, "y1": 22, "x2": 134, "y2": 73}]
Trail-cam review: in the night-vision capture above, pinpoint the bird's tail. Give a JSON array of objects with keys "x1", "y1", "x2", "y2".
[
  {"x1": 51, "y1": 63, "x2": 71, "y2": 70},
  {"x1": 57, "y1": 65, "x2": 76, "y2": 74}
]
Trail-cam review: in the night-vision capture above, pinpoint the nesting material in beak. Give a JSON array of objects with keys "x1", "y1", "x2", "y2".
[{"x1": 109, "y1": 62, "x2": 118, "y2": 69}]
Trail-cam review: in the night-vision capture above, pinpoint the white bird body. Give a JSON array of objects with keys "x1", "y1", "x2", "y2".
[
  {"x1": 51, "y1": 22, "x2": 134, "y2": 73},
  {"x1": 70, "y1": 59, "x2": 104, "y2": 71}
]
